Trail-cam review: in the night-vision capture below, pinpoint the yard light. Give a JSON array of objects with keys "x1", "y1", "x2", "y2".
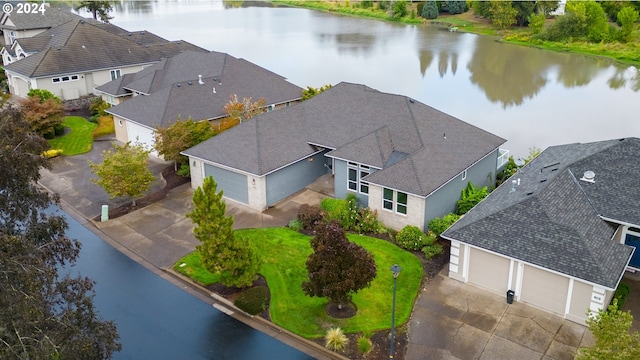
[{"x1": 390, "y1": 264, "x2": 401, "y2": 359}]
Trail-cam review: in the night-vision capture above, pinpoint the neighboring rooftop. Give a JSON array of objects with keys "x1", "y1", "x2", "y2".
[
  {"x1": 184, "y1": 82, "x2": 507, "y2": 197},
  {"x1": 443, "y1": 137, "x2": 640, "y2": 289},
  {"x1": 105, "y1": 50, "x2": 303, "y2": 127},
  {"x1": 0, "y1": 5, "x2": 84, "y2": 31},
  {"x1": 3, "y1": 19, "x2": 205, "y2": 78}
]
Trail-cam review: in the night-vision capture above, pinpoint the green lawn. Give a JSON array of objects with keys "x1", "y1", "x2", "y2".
[
  {"x1": 47, "y1": 116, "x2": 98, "y2": 156},
  {"x1": 175, "y1": 227, "x2": 422, "y2": 339}
]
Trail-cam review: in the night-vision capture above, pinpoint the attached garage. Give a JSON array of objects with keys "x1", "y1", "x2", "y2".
[
  {"x1": 467, "y1": 248, "x2": 510, "y2": 296},
  {"x1": 520, "y1": 265, "x2": 569, "y2": 315},
  {"x1": 204, "y1": 164, "x2": 249, "y2": 205},
  {"x1": 126, "y1": 122, "x2": 158, "y2": 156}
]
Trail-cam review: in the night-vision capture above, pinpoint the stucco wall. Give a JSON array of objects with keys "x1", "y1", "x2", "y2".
[{"x1": 113, "y1": 116, "x2": 129, "y2": 143}]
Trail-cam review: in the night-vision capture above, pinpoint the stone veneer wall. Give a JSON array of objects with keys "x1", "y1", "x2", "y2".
[{"x1": 63, "y1": 95, "x2": 98, "y2": 111}]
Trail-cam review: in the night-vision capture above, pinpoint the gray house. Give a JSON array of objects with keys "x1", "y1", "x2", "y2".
[
  {"x1": 2, "y1": 18, "x2": 203, "y2": 99},
  {"x1": 100, "y1": 50, "x2": 302, "y2": 156},
  {"x1": 443, "y1": 137, "x2": 640, "y2": 324},
  {"x1": 183, "y1": 82, "x2": 508, "y2": 231}
]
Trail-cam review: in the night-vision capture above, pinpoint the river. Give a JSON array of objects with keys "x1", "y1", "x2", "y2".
[{"x1": 104, "y1": 0, "x2": 640, "y2": 157}]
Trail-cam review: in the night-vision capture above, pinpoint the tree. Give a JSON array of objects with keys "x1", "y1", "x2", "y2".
[
  {"x1": 490, "y1": 1, "x2": 518, "y2": 30},
  {"x1": 442, "y1": 0, "x2": 466, "y2": 15},
  {"x1": 422, "y1": 0, "x2": 439, "y2": 19},
  {"x1": 186, "y1": 177, "x2": 260, "y2": 288},
  {"x1": 391, "y1": 0, "x2": 408, "y2": 19},
  {"x1": 223, "y1": 94, "x2": 266, "y2": 124},
  {"x1": 301, "y1": 84, "x2": 332, "y2": 100},
  {"x1": 471, "y1": 1, "x2": 492, "y2": 18},
  {"x1": 0, "y1": 107, "x2": 121, "y2": 359},
  {"x1": 575, "y1": 300, "x2": 640, "y2": 360},
  {"x1": 528, "y1": 12, "x2": 546, "y2": 34},
  {"x1": 155, "y1": 117, "x2": 214, "y2": 172},
  {"x1": 75, "y1": 1, "x2": 114, "y2": 23},
  {"x1": 617, "y1": 6, "x2": 639, "y2": 43},
  {"x1": 512, "y1": 1, "x2": 536, "y2": 27},
  {"x1": 302, "y1": 221, "x2": 377, "y2": 309},
  {"x1": 88, "y1": 142, "x2": 155, "y2": 206},
  {"x1": 535, "y1": 0, "x2": 558, "y2": 17},
  {"x1": 19, "y1": 95, "x2": 64, "y2": 137}
]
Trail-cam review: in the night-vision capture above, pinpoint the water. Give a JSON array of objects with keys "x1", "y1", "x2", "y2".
[
  {"x1": 105, "y1": 0, "x2": 640, "y2": 156},
  {"x1": 57, "y1": 207, "x2": 312, "y2": 359}
]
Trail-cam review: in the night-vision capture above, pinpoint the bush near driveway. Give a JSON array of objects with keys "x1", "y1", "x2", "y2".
[{"x1": 174, "y1": 227, "x2": 422, "y2": 339}]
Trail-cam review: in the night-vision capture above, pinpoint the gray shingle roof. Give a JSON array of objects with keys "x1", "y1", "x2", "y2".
[
  {"x1": 106, "y1": 51, "x2": 302, "y2": 127},
  {"x1": 184, "y1": 82, "x2": 506, "y2": 197},
  {"x1": 0, "y1": 6, "x2": 84, "y2": 31},
  {"x1": 442, "y1": 137, "x2": 640, "y2": 289},
  {"x1": 3, "y1": 19, "x2": 205, "y2": 78}
]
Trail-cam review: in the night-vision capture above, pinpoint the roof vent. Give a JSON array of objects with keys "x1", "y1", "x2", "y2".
[
  {"x1": 212, "y1": 87, "x2": 216, "y2": 94},
  {"x1": 187, "y1": 81, "x2": 192, "y2": 85},
  {"x1": 176, "y1": 83, "x2": 181, "y2": 88},
  {"x1": 198, "y1": 75, "x2": 204, "y2": 85},
  {"x1": 580, "y1": 171, "x2": 595, "y2": 183}
]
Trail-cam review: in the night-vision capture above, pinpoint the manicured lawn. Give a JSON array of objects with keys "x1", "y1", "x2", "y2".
[
  {"x1": 48, "y1": 116, "x2": 98, "y2": 155},
  {"x1": 175, "y1": 227, "x2": 422, "y2": 339}
]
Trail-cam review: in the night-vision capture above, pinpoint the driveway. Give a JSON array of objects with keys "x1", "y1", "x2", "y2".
[{"x1": 407, "y1": 270, "x2": 593, "y2": 360}]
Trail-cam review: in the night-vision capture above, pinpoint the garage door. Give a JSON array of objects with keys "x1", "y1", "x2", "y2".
[
  {"x1": 126, "y1": 122, "x2": 157, "y2": 156},
  {"x1": 468, "y1": 248, "x2": 510, "y2": 295},
  {"x1": 204, "y1": 164, "x2": 248, "y2": 204},
  {"x1": 520, "y1": 265, "x2": 569, "y2": 315}
]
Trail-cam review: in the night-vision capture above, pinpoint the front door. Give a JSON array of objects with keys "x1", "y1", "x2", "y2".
[{"x1": 625, "y1": 233, "x2": 640, "y2": 268}]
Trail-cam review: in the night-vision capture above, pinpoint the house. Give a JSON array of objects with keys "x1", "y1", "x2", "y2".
[
  {"x1": 442, "y1": 137, "x2": 640, "y2": 324},
  {"x1": 0, "y1": 5, "x2": 83, "y2": 61},
  {"x1": 2, "y1": 18, "x2": 204, "y2": 99},
  {"x1": 99, "y1": 50, "x2": 303, "y2": 156},
  {"x1": 183, "y1": 82, "x2": 508, "y2": 231}
]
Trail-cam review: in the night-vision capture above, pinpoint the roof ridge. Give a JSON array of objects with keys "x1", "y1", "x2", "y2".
[{"x1": 254, "y1": 117, "x2": 263, "y2": 174}]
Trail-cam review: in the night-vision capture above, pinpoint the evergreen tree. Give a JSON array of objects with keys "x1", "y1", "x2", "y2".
[
  {"x1": 302, "y1": 221, "x2": 377, "y2": 309},
  {"x1": 186, "y1": 177, "x2": 260, "y2": 288},
  {"x1": 422, "y1": 0, "x2": 439, "y2": 19}
]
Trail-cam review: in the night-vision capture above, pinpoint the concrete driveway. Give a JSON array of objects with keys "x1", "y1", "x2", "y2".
[{"x1": 406, "y1": 270, "x2": 593, "y2": 360}]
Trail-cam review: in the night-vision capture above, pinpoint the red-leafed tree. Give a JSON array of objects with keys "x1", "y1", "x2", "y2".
[
  {"x1": 302, "y1": 220, "x2": 377, "y2": 310},
  {"x1": 19, "y1": 95, "x2": 64, "y2": 137}
]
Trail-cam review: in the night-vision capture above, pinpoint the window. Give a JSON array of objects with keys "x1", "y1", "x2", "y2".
[
  {"x1": 8, "y1": 31, "x2": 16, "y2": 45},
  {"x1": 51, "y1": 74, "x2": 79, "y2": 83},
  {"x1": 462, "y1": 169, "x2": 467, "y2": 180},
  {"x1": 105, "y1": 95, "x2": 116, "y2": 106},
  {"x1": 347, "y1": 162, "x2": 371, "y2": 195},
  {"x1": 383, "y1": 188, "x2": 408, "y2": 215},
  {"x1": 110, "y1": 69, "x2": 122, "y2": 81}
]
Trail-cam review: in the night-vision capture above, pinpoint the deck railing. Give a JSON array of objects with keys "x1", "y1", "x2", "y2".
[{"x1": 497, "y1": 148, "x2": 510, "y2": 170}]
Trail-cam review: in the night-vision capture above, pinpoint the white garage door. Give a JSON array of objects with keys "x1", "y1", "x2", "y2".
[
  {"x1": 520, "y1": 265, "x2": 569, "y2": 315},
  {"x1": 126, "y1": 122, "x2": 157, "y2": 156},
  {"x1": 468, "y1": 248, "x2": 510, "y2": 295}
]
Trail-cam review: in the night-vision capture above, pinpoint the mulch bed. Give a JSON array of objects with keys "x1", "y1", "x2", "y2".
[{"x1": 92, "y1": 166, "x2": 190, "y2": 221}]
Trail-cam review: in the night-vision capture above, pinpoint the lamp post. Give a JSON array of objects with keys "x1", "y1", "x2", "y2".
[{"x1": 389, "y1": 264, "x2": 401, "y2": 359}]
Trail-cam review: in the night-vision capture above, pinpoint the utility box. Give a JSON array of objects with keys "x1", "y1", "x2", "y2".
[
  {"x1": 506, "y1": 290, "x2": 515, "y2": 304},
  {"x1": 101, "y1": 205, "x2": 109, "y2": 222}
]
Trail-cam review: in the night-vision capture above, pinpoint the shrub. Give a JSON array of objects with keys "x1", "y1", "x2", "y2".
[
  {"x1": 612, "y1": 283, "x2": 630, "y2": 310},
  {"x1": 27, "y1": 89, "x2": 60, "y2": 103},
  {"x1": 356, "y1": 334, "x2": 372, "y2": 354},
  {"x1": 528, "y1": 13, "x2": 546, "y2": 34},
  {"x1": 297, "y1": 204, "x2": 325, "y2": 230},
  {"x1": 53, "y1": 123, "x2": 65, "y2": 136},
  {"x1": 456, "y1": 182, "x2": 488, "y2": 215},
  {"x1": 422, "y1": 232, "x2": 444, "y2": 259},
  {"x1": 89, "y1": 97, "x2": 111, "y2": 116},
  {"x1": 391, "y1": 0, "x2": 408, "y2": 19},
  {"x1": 92, "y1": 115, "x2": 115, "y2": 139},
  {"x1": 321, "y1": 195, "x2": 384, "y2": 234},
  {"x1": 320, "y1": 197, "x2": 345, "y2": 219},
  {"x1": 337, "y1": 193, "x2": 359, "y2": 231},
  {"x1": 396, "y1": 225, "x2": 428, "y2": 251},
  {"x1": 177, "y1": 163, "x2": 191, "y2": 177},
  {"x1": 42, "y1": 149, "x2": 63, "y2": 159},
  {"x1": 428, "y1": 213, "x2": 460, "y2": 237},
  {"x1": 288, "y1": 219, "x2": 303, "y2": 232},
  {"x1": 234, "y1": 285, "x2": 269, "y2": 315},
  {"x1": 325, "y1": 327, "x2": 348, "y2": 351},
  {"x1": 354, "y1": 207, "x2": 385, "y2": 234}
]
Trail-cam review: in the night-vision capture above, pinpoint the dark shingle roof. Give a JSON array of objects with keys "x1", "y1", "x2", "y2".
[
  {"x1": 0, "y1": 6, "x2": 84, "y2": 31},
  {"x1": 106, "y1": 51, "x2": 302, "y2": 127},
  {"x1": 442, "y1": 137, "x2": 640, "y2": 289},
  {"x1": 184, "y1": 82, "x2": 506, "y2": 197},
  {"x1": 3, "y1": 19, "x2": 205, "y2": 78}
]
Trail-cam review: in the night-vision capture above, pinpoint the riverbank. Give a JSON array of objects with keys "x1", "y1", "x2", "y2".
[{"x1": 275, "y1": 1, "x2": 640, "y2": 66}]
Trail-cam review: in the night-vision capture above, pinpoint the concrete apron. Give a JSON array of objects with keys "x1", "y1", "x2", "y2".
[{"x1": 406, "y1": 270, "x2": 594, "y2": 360}]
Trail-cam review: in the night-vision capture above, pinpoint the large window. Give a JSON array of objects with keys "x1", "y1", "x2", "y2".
[
  {"x1": 347, "y1": 162, "x2": 370, "y2": 195},
  {"x1": 110, "y1": 69, "x2": 122, "y2": 81},
  {"x1": 383, "y1": 188, "x2": 408, "y2": 215}
]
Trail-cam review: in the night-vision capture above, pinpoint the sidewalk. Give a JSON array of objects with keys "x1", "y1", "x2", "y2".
[{"x1": 38, "y1": 143, "x2": 342, "y2": 360}]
